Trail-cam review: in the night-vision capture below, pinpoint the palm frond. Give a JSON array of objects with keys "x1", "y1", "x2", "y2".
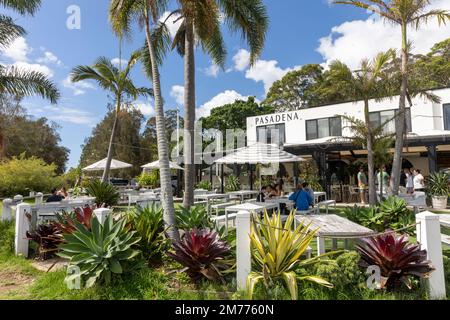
[
  {"x1": 0, "y1": 14, "x2": 26, "y2": 48},
  {"x1": 0, "y1": 0, "x2": 41, "y2": 16}
]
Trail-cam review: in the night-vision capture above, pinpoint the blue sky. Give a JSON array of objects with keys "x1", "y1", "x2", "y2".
[{"x1": 2, "y1": 0, "x2": 450, "y2": 169}]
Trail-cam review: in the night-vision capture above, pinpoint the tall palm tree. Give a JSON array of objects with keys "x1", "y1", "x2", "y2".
[
  {"x1": 71, "y1": 52, "x2": 152, "y2": 182},
  {"x1": 109, "y1": 0, "x2": 180, "y2": 241},
  {"x1": 333, "y1": 0, "x2": 450, "y2": 195},
  {"x1": 168, "y1": 0, "x2": 269, "y2": 207},
  {"x1": 327, "y1": 51, "x2": 397, "y2": 205},
  {"x1": 0, "y1": 0, "x2": 59, "y2": 158}
]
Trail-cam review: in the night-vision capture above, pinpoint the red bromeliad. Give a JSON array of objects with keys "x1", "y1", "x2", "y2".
[{"x1": 54, "y1": 206, "x2": 94, "y2": 234}]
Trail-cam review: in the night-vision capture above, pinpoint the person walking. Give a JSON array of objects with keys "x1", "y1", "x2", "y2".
[
  {"x1": 357, "y1": 167, "x2": 368, "y2": 204},
  {"x1": 413, "y1": 169, "x2": 425, "y2": 192}
]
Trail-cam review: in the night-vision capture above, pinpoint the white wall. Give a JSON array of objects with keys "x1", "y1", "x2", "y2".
[{"x1": 247, "y1": 88, "x2": 450, "y2": 145}]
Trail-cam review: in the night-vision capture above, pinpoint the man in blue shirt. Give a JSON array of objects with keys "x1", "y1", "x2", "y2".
[{"x1": 289, "y1": 184, "x2": 314, "y2": 211}]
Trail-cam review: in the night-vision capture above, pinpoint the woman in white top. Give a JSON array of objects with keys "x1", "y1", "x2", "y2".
[
  {"x1": 404, "y1": 168, "x2": 414, "y2": 194},
  {"x1": 413, "y1": 169, "x2": 425, "y2": 191}
]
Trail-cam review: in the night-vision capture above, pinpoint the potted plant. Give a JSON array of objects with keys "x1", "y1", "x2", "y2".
[{"x1": 427, "y1": 172, "x2": 450, "y2": 209}]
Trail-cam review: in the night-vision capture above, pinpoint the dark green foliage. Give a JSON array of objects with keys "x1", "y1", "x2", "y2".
[
  {"x1": 427, "y1": 172, "x2": 450, "y2": 197},
  {"x1": 86, "y1": 179, "x2": 120, "y2": 207},
  {"x1": 176, "y1": 205, "x2": 214, "y2": 231},
  {"x1": 0, "y1": 219, "x2": 14, "y2": 253},
  {"x1": 225, "y1": 175, "x2": 240, "y2": 192},
  {"x1": 125, "y1": 205, "x2": 168, "y2": 265},
  {"x1": 195, "y1": 181, "x2": 212, "y2": 191}
]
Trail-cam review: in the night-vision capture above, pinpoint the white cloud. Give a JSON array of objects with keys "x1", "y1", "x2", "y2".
[
  {"x1": 170, "y1": 85, "x2": 185, "y2": 106},
  {"x1": 246, "y1": 60, "x2": 298, "y2": 94},
  {"x1": 62, "y1": 75, "x2": 95, "y2": 96},
  {"x1": 159, "y1": 11, "x2": 183, "y2": 38},
  {"x1": 203, "y1": 63, "x2": 220, "y2": 78},
  {"x1": 27, "y1": 105, "x2": 96, "y2": 126},
  {"x1": 197, "y1": 90, "x2": 258, "y2": 118},
  {"x1": 134, "y1": 101, "x2": 155, "y2": 117},
  {"x1": 1, "y1": 37, "x2": 31, "y2": 62},
  {"x1": 232, "y1": 49, "x2": 251, "y2": 71},
  {"x1": 36, "y1": 51, "x2": 62, "y2": 66},
  {"x1": 11, "y1": 61, "x2": 54, "y2": 78},
  {"x1": 318, "y1": 0, "x2": 450, "y2": 69},
  {"x1": 111, "y1": 57, "x2": 128, "y2": 66}
]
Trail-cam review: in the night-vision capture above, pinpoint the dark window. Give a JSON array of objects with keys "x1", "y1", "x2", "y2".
[
  {"x1": 369, "y1": 109, "x2": 412, "y2": 134},
  {"x1": 306, "y1": 117, "x2": 342, "y2": 141},
  {"x1": 256, "y1": 124, "x2": 286, "y2": 145},
  {"x1": 444, "y1": 104, "x2": 450, "y2": 130}
]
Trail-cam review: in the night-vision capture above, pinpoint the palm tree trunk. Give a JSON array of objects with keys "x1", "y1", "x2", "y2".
[
  {"x1": 144, "y1": 13, "x2": 179, "y2": 241},
  {"x1": 391, "y1": 22, "x2": 408, "y2": 196},
  {"x1": 183, "y1": 19, "x2": 196, "y2": 208},
  {"x1": 364, "y1": 100, "x2": 376, "y2": 205},
  {"x1": 102, "y1": 101, "x2": 120, "y2": 183}
]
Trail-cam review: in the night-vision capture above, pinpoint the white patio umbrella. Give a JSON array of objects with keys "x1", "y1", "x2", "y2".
[
  {"x1": 215, "y1": 143, "x2": 305, "y2": 191},
  {"x1": 83, "y1": 158, "x2": 133, "y2": 172},
  {"x1": 141, "y1": 160, "x2": 184, "y2": 171}
]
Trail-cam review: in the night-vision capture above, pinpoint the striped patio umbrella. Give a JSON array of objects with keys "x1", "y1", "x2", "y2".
[{"x1": 82, "y1": 158, "x2": 133, "y2": 171}]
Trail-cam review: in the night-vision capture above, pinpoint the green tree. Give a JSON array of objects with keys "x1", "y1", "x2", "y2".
[
  {"x1": 109, "y1": 0, "x2": 180, "y2": 241},
  {"x1": 333, "y1": 0, "x2": 450, "y2": 195},
  {"x1": 168, "y1": 0, "x2": 269, "y2": 207},
  {"x1": 413, "y1": 38, "x2": 450, "y2": 88},
  {"x1": 71, "y1": 52, "x2": 151, "y2": 183}
]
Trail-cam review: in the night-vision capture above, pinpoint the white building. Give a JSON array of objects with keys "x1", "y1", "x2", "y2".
[{"x1": 246, "y1": 87, "x2": 450, "y2": 189}]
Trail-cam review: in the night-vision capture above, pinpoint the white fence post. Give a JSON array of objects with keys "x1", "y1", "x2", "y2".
[
  {"x1": 15, "y1": 203, "x2": 32, "y2": 257},
  {"x1": 416, "y1": 211, "x2": 446, "y2": 299},
  {"x1": 94, "y1": 208, "x2": 112, "y2": 225},
  {"x1": 35, "y1": 192, "x2": 44, "y2": 206},
  {"x1": 13, "y1": 194, "x2": 23, "y2": 204},
  {"x1": 236, "y1": 210, "x2": 252, "y2": 291},
  {"x1": 1, "y1": 198, "x2": 13, "y2": 221}
]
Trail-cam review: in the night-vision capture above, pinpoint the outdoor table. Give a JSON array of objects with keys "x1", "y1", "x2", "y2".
[
  {"x1": 265, "y1": 197, "x2": 295, "y2": 211},
  {"x1": 397, "y1": 192, "x2": 427, "y2": 212},
  {"x1": 194, "y1": 193, "x2": 230, "y2": 214},
  {"x1": 295, "y1": 214, "x2": 374, "y2": 256},
  {"x1": 223, "y1": 202, "x2": 280, "y2": 234},
  {"x1": 313, "y1": 191, "x2": 327, "y2": 204},
  {"x1": 227, "y1": 190, "x2": 259, "y2": 202}
]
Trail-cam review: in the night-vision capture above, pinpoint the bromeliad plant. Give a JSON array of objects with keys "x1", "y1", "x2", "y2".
[
  {"x1": 86, "y1": 179, "x2": 120, "y2": 207},
  {"x1": 356, "y1": 233, "x2": 434, "y2": 290},
  {"x1": 248, "y1": 212, "x2": 333, "y2": 300},
  {"x1": 26, "y1": 223, "x2": 64, "y2": 260},
  {"x1": 58, "y1": 214, "x2": 141, "y2": 288},
  {"x1": 54, "y1": 206, "x2": 94, "y2": 234},
  {"x1": 167, "y1": 229, "x2": 232, "y2": 283},
  {"x1": 125, "y1": 205, "x2": 168, "y2": 266}
]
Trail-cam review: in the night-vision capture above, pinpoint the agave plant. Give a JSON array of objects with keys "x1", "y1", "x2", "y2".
[
  {"x1": 85, "y1": 179, "x2": 120, "y2": 207},
  {"x1": 176, "y1": 206, "x2": 214, "y2": 231},
  {"x1": 58, "y1": 214, "x2": 141, "y2": 288},
  {"x1": 26, "y1": 223, "x2": 64, "y2": 260},
  {"x1": 167, "y1": 229, "x2": 232, "y2": 283},
  {"x1": 379, "y1": 196, "x2": 411, "y2": 221},
  {"x1": 248, "y1": 212, "x2": 332, "y2": 300},
  {"x1": 54, "y1": 206, "x2": 94, "y2": 234},
  {"x1": 356, "y1": 233, "x2": 434, "y2": 290},
  {"x1": 125, "y1": 204, "x2": 168, "y2": 265}
]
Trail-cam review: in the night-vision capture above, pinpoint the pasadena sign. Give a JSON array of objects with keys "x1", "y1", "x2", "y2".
[{"x1": 254, "y1": 111, "x2": 300, "y2": 126}]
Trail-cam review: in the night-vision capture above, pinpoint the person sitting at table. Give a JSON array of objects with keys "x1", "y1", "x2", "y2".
[
  {"x1": 257, "y1": 186, "x2": 267, "y2": 202},
  {"x1": 267, "y1": 184, "x2": 279, "y2": 198},
  {"x1": 289, "y1": 184, "x2": 314, "y2": 211},
  {"x1": 302, "y1": 182, "x2": 314, "y2": 201},
  {"x1": 275, "y1": 183, "x2": 284, "y2": 197},
  {"x1": 46, "y1": 188, "x2": 65, "y2": 203},
  {"x1": 58, "y1": 186, "x2": 68, "y2": 198}
]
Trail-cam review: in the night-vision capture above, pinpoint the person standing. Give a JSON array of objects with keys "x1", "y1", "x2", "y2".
[
  {"x1": 404, "y1": 168, "x2": 414, "y2": 194},
  {"x1": 357, "y1": 167, "x2": 368, "y2": 204},
  {"x1": 413, "y1": 169, "x2": 425, "y2": 191},
  {"x1": 377, "y1": 166, "x2": 390, "y2": 196}
]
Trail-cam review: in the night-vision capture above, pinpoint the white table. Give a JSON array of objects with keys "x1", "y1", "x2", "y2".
[
  {"x1": 227, "y1": 190, "x2": 259, "y2": 202},
  {"x1": 223, "y1": 202, "x2": 280, "y2": 234},
  {"x1": 194, "y1": 193, "x2": 230, "y2": 214},
  {"x1": 313, "y1": 191, "x2": 327, "y2": 204},
  {"x1": 265, "y1": 197, "x2": 295, "y2": 211},
  {"x1": 397, "y1": 192, "x2": 427, "y2": 212}
]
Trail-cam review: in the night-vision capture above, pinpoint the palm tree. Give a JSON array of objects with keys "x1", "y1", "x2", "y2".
[
  {"x1": 167, "y1": 0, "x2": 269, "y2": 207},
  {"x1": 0, "y1": 0, "x2": 59, "y2": 158},
  {"x1": 71, "y1": 52, "x2": 152, "y2": 182},
  {"x1": 333, "y1": 0, "x2": 450, "y2": 195},
  {"x1": 328, "y1": 51, "x2": 397, "y2": 205},
  {"x1": 109, "y1": 0, "x2": 180, "y2": 241}
]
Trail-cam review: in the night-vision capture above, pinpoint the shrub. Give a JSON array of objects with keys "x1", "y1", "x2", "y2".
[
  {"x1": 167, "y1": 229, "x2": 232, "y2": 283},
  {"x1": 58, "y1": 214, "x2": 141, "y2": 288},
  {"x1": 225, "y1": 175, "x2": 241, "y2": 192},
  {"x1": 247, "y1": 212, "x2": 332, "y2": 300},
  {"x1": 356, "y1": 233, "x2": 434, "y2": 290},
  {"x1": 427, "y1": 172, "x2": 450, "y2": 197},
  {"x1": 137, "y1": 171, "x2": 159, "y2": 188},
  {"x1": 196, "y1": 180, "x2": 212, "y2": 191},
  {"x1": 0, "y1": 220, "x2": 15, "y2": 253},
  {"x1": 125, "y1": 205, "x2": 168, "y2": 265},
  {"x1": 86, "y1": 179, "x2": 120, "y2": 207},
  {"x1": 0, "y1": 155, "x2": 61, "y2": 197},
  {"x1": 54, "y1": 206, "x2": 94, "y2": 234},
  {"x1": 176, "y1": 206, "x2": 214, "y2": 231}
]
